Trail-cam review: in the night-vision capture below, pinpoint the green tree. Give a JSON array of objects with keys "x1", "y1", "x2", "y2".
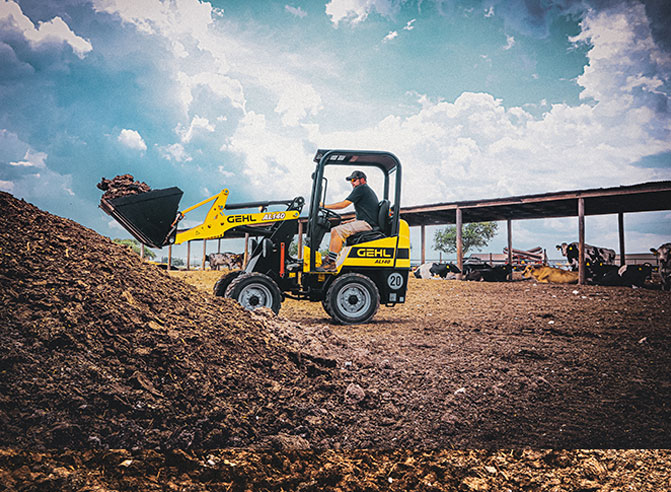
[
  {"x1": 433, "y1": 222, "x2": 499, "y2": 255},
  {"x1": 113, "y1": 238, "x2": 156, "y2": 259},
  {"x1": 160, "y1": 256, "x2": 185, "y2": 266}
]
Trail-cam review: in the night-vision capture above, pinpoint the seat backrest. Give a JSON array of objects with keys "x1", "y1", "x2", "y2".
[{"x1": 378, "y1": 199, "x2": 391, "y2": 236}]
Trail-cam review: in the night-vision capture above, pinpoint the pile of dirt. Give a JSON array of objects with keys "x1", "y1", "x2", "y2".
[
  {"x1": 0, "y1": 191, "x2": 345, "y2": 450},
  {"x1": 1, "y1": 449, "x2": 669, "y2": 491},
  {"x1": 97, "y1": 174, "x2": 151, "y2": 200}
]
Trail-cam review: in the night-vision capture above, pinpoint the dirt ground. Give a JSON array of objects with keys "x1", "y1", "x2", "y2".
[
  {"x1": 2, "y1": 190, "x2": 671, "y2": 490},
  {"x1": 176, "y1": 270, "x2": 671, "y2": 450}
]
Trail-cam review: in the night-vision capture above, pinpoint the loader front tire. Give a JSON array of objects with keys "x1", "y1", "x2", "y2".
[
  {"x1": 225, "y1": 272, "x2": 282, "y2": 314},
  {"x1": 324, "y1": 273, "x2": 379, "y2": 325},
  {"x1": 213, "y1": 270, "x2": 243, "y2": 297}
]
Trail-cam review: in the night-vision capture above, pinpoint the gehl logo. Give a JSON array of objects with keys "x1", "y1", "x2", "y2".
[
  {"x1": 349, "y1": 247, "x2": 395, "y2": 260},
  {"x1": 227, "y1": 214, "x2": 258, "y2": 224}
]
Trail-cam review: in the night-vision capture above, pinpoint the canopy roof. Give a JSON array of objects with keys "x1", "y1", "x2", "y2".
[
  {"x1": 399, "y1": 181, "x2": 671, "y2": 226},
  {"x1": 314, "y1": 149, "x2": 400, "y2": 174}
]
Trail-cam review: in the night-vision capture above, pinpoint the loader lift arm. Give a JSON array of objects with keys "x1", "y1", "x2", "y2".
[{"x1": 100, "y1": 187, "x2": 302, "y2": 249}]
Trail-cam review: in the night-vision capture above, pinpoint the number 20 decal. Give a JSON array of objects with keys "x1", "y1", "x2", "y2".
[{"x1": 387, "y1": 272, "x2": 404, "y2": 290}]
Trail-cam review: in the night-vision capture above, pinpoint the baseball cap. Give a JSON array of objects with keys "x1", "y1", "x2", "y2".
[{"x1": 345, "y1": 170, "x2": 366, "y2": 181}]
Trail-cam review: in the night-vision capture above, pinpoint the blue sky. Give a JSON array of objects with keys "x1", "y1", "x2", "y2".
[{"x1": 1, "y1": 0, "x2": 670, "y2": 262}]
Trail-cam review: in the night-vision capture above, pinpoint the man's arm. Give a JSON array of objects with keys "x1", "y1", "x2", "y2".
[{"x1": 322, "y1": 199, "x2": 352, "y2": 210}]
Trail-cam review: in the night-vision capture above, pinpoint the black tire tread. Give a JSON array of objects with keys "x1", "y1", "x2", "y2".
[{"x1": 324, "y1": 273, "x2": 379, "y2": 325}]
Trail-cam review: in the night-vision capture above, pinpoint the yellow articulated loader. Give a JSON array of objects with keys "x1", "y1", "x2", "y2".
[{"x1": 100, "y1": 149, "x2": 411, "y2": 324}]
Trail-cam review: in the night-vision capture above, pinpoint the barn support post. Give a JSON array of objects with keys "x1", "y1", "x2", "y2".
[
  {"x1": 202, "y1": 240, "x2": 207, "y2": 271},
  {"x1": 456, "y1": 207, "x2": 463, "y2": 280},
  {"x1": 140, "y1": 244, "x2": 145, "y2": 259},
  {"x1": 297, "y1": 221, "x2": 303, "y2": 260},
  {"x1": 186, "y1": 241, "x2": 191, "y2": 271},
  {"x1": 507, "y1": 219, "x2": 513, "y2": 280},
  {"x1": 618, "y1": 212, "x2": 625, "y2": 266},
  {"x1": 578, "y1": 198, "x2": 586, "y2": 285},
  {"x1": 421, "y1": 225, "x2": 426, "y2": 265},
  {"x1": 168, "y1": 245, "x2": 172, "y2": 270},
  {"x1": 243, "y1": 233, "x2": 249, "y2": 269}
]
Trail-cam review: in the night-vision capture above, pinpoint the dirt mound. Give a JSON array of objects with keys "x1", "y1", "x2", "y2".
[
  {"x1": 0, "y1": 191, "x2": 343, "y2": 450},
  {"x1": 1, "y1": 449, "x2": 670, "y2": 491},
  {"x1": 96, "y1": 174, "x2": 150, "y2": 200}
]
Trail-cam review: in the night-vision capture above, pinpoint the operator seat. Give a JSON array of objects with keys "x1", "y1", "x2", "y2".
[{"x1": 345, "y1": 199, "x2": 391, "y2": 246}]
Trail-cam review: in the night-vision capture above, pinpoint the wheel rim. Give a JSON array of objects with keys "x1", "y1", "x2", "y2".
[
  {"x1": 238, "y1": 283, "x2": 274, "y2": 310},
  {"x1": 336, "y1": 283, "x2": 371, "y2": 317}
]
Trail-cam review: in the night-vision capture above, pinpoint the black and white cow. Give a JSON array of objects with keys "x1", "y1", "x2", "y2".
[
  {"x1": 650, "y1": 243, "x2": 671, "y2": 291},
  {"x1": 592, "y1": 264, "x2": 652, "y2": 287},
  {"x1": 413, "y1": 262, "x2": 460, "y2": 279},
  {"x1": 556, "y1": 242, "x2": 616, "y2": 271},
  {"x1": 206, "y1": 252, "x2": 243, "y2": 270},
  {"x1": 462, "y1": 263, "x2": 511, "y2": 282}
]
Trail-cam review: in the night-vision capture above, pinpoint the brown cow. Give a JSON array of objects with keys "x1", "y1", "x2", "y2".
[{"x1": 522, "y1": 265, "x2": 579, "y2": 284}]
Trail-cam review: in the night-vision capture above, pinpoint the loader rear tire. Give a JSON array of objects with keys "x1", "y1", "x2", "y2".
[
  {"x1": 225, "y1": 272, "x2": 282, "y2": 314},
  {"x1": 213, "y1": 270, "x2": 243, "y2": 297},
  {"x1": 324, "y1": 273, "x2": 379, "y2": 325}
]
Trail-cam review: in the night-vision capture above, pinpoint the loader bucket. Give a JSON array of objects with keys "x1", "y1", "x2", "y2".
[{"x1": 100, "y1": 187, "x2": 183, "y2": 249}]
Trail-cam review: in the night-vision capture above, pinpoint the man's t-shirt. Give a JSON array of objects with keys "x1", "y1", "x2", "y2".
[{"x1": 346, "y1": 183, "x2": 379, "y2": 227}]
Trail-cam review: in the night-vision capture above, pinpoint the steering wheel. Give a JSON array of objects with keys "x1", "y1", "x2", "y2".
[{"x1": 318, "y1": 207, "x2": 343, "y2": 227}]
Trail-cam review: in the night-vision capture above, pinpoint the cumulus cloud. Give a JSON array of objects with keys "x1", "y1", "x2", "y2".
[
  {"x1": 0, "y1": 0, "x2": 92, "y2": 58},
  {"x1": 503, "y1": 34, "x2": 515, "y2": 50},
  {"x1": 9, "y1": 149, "x2": 47, "y2": 168},
  {"x1": 159, "y1": 142, "x2": 192, "y2": 162},
  {"x1": 305, "y1": 3, "x2": 671, "y2": 207},
  {"x1": 0, "y1": 180, "x2": 14, "y2": 192},
  {"x1": 325, "y1": 0, "x2": 401, "y2": 26},
  {"x1": 176, "y1": 115, "x2": 215, "y2": 143},
  {"x1": 117, "y1": 129, "x2": 147, "y2": 151},
  {"x1": 285, "y1": 5, "x2": 307, "y2": 18},
  {"x1": 383, "y1": 30, "x2": 398, "y2": 42},
  {"x1": 273, "y1": 80, "x2": 323, "y2": 127}
]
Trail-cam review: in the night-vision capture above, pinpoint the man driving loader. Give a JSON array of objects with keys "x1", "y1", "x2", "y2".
[{"x1": 318, "y1": 170, "x2": 379, "y2": 271}]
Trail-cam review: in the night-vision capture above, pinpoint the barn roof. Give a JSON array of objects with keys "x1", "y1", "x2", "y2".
[
  {"x1": 398, "y1": 180, "x2": 671, "y2": 226},
  {"x1": 221, "y1": 180, "x2": 671, "y2": 238}
]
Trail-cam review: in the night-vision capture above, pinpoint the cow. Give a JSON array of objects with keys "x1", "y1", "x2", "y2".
[
  {"x1": 593, "y1": 264, "x2": 652, "y2": 287},
  {"x1": 413, "y1": 262, "x2": 460, "y2": 279},
  {"x1": 522, "y1": 265, "x2": 579, "y2": 284},
  {"x1": 556, "y1": 242, "x2": 616, "y2": 271},
  {"x1": 206, "y1": 252, "x2": 243, "y2": 270},
  {"x1": 463, "y1": 264, "x2": 511, "y2": 282},
  {"x1": 650, "y1": 243, "x2": 671, "y2": 290}
]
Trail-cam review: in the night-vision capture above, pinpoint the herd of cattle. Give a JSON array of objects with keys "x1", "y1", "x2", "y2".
[
  {"x1": 204, "y1": 243, "x2": 671, "y2": 290},
  {"x1": 206, "y1": 252, "x2": 244, "y2": 270},
  {"x1": 413, "y1": 242, "x2": 671, "y2": 290}
]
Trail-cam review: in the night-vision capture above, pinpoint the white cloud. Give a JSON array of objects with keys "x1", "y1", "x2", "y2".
[
  {"x1": 222, "y1": 111, "x2": 315, "y2": 195},
  {"x1": 176, "y1": 115, "x2": 215, "y2": 143},
  {"x1": 503, "y1": 34, "x2": 515, "y2": 50},
  {"x1": 176, "y1": 71, "x2": 246, "y2": 114},
  {"x1": 93, "y1": 0, "x2": 214, "y2": 38},
  {"x1": 0, "y1": 0, "x2": 92, "y2": 58},
  {"x1": 484, "y1": 6, "x2": 494, "y2": 18},
  {"x1": 383, "y1": 30, "x2": 398, "y2": 42},
  {"x1": 403, "y1": 19, "x2": 416, "y2": 31},
  {"x1": 285, "y1": 5, "x2": 307, "y2": 18},
  {"x1": 9, "y1": 149, "x2": 47, "y2": 168},
  {"x1": 0, "y1": 180, "x2": 14, "y2": 192},
  {"x1": 117, "y1": 129, "x2": 147, "y2": 151},
  {"x1": 272, "y1": 79, "x2": 323, "y2": 127},
  {"x1": 159, "y1": 142, "x2": 192, "y2": 162},
  {"x1": 325, "y1": 0, "x2": 401, "y2": 27},
  {"x1": 571, "y1": 2, "x2": 671, "y2": 111}
]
